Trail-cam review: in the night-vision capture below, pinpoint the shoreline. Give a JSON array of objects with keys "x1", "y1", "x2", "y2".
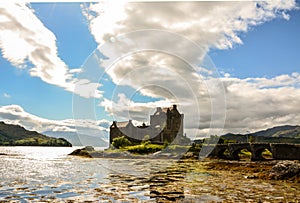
[{"x1": 69, "y1": 147, "x2": 300, "y2": 182}]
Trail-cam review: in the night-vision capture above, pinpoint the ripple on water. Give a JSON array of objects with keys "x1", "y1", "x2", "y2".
[{"x1": 56, "y1": 192, "x2": 79, "y2": 199}]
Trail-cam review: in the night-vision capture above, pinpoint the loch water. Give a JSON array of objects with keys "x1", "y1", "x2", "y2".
[
  {"x1": 0, "y1": 147, "x2": 181, "y2": 202},
  {"x1": 0, "y1": 147, "x2": 299, "y2": 202}
]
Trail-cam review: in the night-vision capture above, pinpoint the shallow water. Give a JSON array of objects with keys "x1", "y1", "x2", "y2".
[
  {"x1": 0, "y1": 147, "x2": 179, "y2": 202},
  {"x1": 0, "y1": 147, "x2": 299, "y2": 202}
]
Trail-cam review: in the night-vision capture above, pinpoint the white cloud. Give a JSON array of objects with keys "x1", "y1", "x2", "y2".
[
  {"x1": 220, "y1": 73, "x2": 300, "y2": 133},
  {"x1": 84, "y1": 1, "x2": 296, "y2": 49},
  {"x1": 3, "y1": 93, "x2": 10, "y2": 98},
  {"x1": 2, "y1": 69, "x2": 300, "y2": 139},
  {"x1": 105, "y1": 52, "x2": 207, "y2": 100},
  {"x1": 100, "y1": 72, "x2": 300, "y2": 137},
  {"x1": 224, "y1": 88, "x2": 296, "y2": 133},
  {"x1": 0, "y1": 2, "x2": 102, "y2": 99},
  {"x1": 244, "y1": 74, "x2": 300, "y2": 88},
  {"x1": 0, "y1": 104, "x2": 110, "y2": 137},
  {"x1": 98, "y1": 51, "x2": 223, "y2": 138},
  {"x1": 101, "y1": 93, "x2": 174, "y2": 121},
  {"x1": 52, "y1": 125, "x2": 76, "y2": 132},
  {"x1": 81, "y1": 1, "x2": 298, "y2": 137}
]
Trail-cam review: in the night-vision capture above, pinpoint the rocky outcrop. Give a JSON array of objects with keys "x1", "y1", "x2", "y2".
[
  {"x1": 68, "y1": 149, "x2": 92, "y2": 158},
  {"x1": 68, "y1": 146, "x2": 94, "y2": 158},
  {"x1": 68, "y1": 147, "x2": 134, "y2": 158},
  {"x1": 269, "y1": 160, "x2": 300, "y2": 180},
  {"x1": 69, "y1": 147, "x2": 191, "y2": 159}
]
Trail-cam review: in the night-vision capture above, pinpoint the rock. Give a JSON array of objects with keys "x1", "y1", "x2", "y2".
[
  {"x1": 181, "y1": 152, "x2": 197, "y2": 159},
  {"x1": 68, "y1": 148, "x2": 92, "y2": 158},
  {"x1": 0, "y1": 153, "x2": 7, "y2": 155},
  {"x1": 68, "y1": 147, "x2": 136, "y2": 158},
  {"x1": 269, "y1": 160, "x2": 300, "y2": 180},
  {"x1": 84, "y1": 146, "x2": 95, "y2": 151}
]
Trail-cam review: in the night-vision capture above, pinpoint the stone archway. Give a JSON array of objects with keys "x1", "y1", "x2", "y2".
[
  {"x1": 229, "y1": 143, "x2": 252, "y2": 160},
  {"x1": 251, "y1": 143, "x2": 272, "y2": 161},
  {"x1": 207, "y1": 144, "x2": 230, "y2": 159},
  {"x1": 217, "y1": 147, "x2": 230, "y2": 159}
]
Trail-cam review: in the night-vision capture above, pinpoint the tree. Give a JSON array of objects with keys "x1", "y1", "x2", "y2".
[
  {"x1": 112, "y1": 136, "x2": 132, "y2": 149},
  {"x1": 218, "y1": 137, "x2": 225, "y2": 144}
]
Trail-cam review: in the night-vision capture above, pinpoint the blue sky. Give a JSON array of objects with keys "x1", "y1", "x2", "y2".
[
  {"x1": 0, "y1": 3, "x2": 98, "y2": 120},
  {"x1": 0, "y1": 1, "x2": 300, "y2": 138},
  {"x1": 211, "y1": 9, "x2": 300, "y2": 79}
]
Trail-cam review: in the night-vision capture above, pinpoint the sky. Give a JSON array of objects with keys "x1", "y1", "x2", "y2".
[{"x1": 0, "y1": 1, "x2": 300, "y2": 141}]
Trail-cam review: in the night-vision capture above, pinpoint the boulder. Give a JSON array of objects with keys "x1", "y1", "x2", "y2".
[
  {"x1": 68, "y1": 147, "x2": 134, "y2": 158},
  {"x1": 104, "y1": 151, "x2": 133, "y2": 158},
  {"x1": 68, "y1": 148, "x2": 92, "y2": 158},
  {"x1": 269, "y1": 160, "x2": 300, "y2": 180},
  {"x1": 84, "y1": 146, "x2": 95, "y2": 151}
]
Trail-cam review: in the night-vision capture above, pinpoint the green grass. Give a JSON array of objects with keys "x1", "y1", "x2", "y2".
[
  {"x1": 104, "y1": 148, "x2": 124, "y2": 153},
  {"x1": 239, "y1": 149, "x2": 252, "y2": 156},
  {"x1": 123, "y1": 144, "x2": 164, "y2": 154}
]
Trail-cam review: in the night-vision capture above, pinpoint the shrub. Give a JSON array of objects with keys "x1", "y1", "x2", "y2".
[
  {"x1": 163, "y1": 140, "x2": 169, "y2": 148},
  {"x1": 112, "y1": 136, "x2": 132, "y2": 149}
]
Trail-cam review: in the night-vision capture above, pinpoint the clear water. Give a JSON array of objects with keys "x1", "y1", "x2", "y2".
[
  {"x1": 1, "y1": 147, "x2": 299, "y2": 202},
  {"x1": 0, "y1": 147, "x2": 179, "y2": 202}
]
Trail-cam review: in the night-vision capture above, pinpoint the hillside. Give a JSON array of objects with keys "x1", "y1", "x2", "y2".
[
  {"x1": 221, "y1": 125, "x2": 300, "y2": 143},
  {"x1": 0, "y1": 121, "x2": 72, "y2": 146},
  {"x1": 250, "y1": 125, "x2": 300, "y2": 138}
]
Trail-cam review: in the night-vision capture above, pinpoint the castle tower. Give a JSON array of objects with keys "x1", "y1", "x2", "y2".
[{"x1": 110, "y1": 105, "x2": 184, "y2": 145}]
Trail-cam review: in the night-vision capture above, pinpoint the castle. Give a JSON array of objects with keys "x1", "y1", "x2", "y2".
[{"x1": 110, "y1": 105, "x2": 185, "y2": 144}]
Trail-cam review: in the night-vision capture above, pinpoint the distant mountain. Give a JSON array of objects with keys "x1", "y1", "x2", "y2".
[
  {"x1": 0, "y1": 121, "x2": 72, "y2": 146},
  {"x1": 221, "y1": 125, "x2": 300, "y2": 143},
  {"x1": 249, "y1": 125, "x2": 300, "y2": 138},
  {"x1": 43, "y1": 131, "x2": 108, "y2": 147}
]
